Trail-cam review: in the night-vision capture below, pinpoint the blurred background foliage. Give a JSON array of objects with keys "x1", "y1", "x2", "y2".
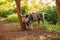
[
  {"x1": 0, "y1": 0, "x2": 57, "y2": 24},
  {"x1": 0, "y1": 0, "x2": 60, "y2": 32}
]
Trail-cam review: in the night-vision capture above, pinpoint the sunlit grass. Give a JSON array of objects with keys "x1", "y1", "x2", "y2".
[
  {"x1": 33, "y1": 21, "x2": 60, "y2": 32},
  {"x1": 41, "y1": 22, "x2": 60, "y2": 32},
  {"x1": 0, "y1": 17, "x2": 6, "y2": 21},
  {"x1": 55, "y1": 35, "x2": 60, "y2": 39}
]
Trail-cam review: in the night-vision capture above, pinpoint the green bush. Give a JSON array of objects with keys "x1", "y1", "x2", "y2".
[
  {"x1": 0, "y1": 8, "x2": 11, "y2": 17},
  {"x1": 21, "y1": 4, "x2": 28, "y2": 15},
  {"x1": 0, "y1": 8, "x2": 16, "y2": 17},
  {"x1": 45, "y1": 6, "x2": 58, "y2": 24},
  {"x1": 0, "y1": 9, "x2": 7, "y2": 17},
  {"x1": 11, "y1": 8, "x2": 16, "y2": 13},
  {"x1": 5, "y1": 14, "x2": 19, "y2": 22}
]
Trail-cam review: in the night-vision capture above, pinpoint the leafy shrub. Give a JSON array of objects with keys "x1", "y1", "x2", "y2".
[
  {"x1": 0, "y1": 2, "x2": 6, "y2": 5},
  {"x1": 11, "y1": 8, "x2": 16, "y2": 13},
  {"x1": 45, "y1": 6, "x2": 58, "y2": 24},
  {"x1": 21, "y1": 4, "x2": 28, "y2": 15},
  {"x1": 0, "y1": 9, "x2": 7, "y2": 17},
  {"x1": 0, "y1": 8, "x2": 16, "y2": 17},
  {"x1": 5, "y1": 14, "x2": 19, "y2": 22},
  {"x1": 0, "y1": 8, "x2": 10, "y2": 17}
]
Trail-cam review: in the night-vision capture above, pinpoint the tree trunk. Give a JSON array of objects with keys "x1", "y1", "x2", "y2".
[
  {"x1": 15, "y1": 0, "x2": 26, "y2": 30},
  {"x1": 56, "y1": 0, "x2": 60, "y2": 25}
]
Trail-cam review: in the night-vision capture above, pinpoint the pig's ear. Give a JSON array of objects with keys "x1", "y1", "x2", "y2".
[
  {"x1": 25, "y1": 15, "x2": 28, "y2": 17},
  {"x1": 32, "y1": 12, "x2": 34, "y2": 14}
]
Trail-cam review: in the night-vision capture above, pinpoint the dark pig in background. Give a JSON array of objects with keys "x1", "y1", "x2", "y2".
[{"x1": 24, "y1": 12, "x2": 45, "y2": 30}]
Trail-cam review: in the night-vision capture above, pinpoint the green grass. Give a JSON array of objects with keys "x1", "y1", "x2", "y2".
[
  {"x1": 0, "y1": 17, "x2": 6, "y2": 21},
  {"x1": 55, "y1": 35, "x2": 60, "y2": 39},
  {"x1": 33, "y1": 21, "x2": 60, "y2": 32},
  {"x1": 45, "y1": 24, "x2": 60, "y2": 32}
]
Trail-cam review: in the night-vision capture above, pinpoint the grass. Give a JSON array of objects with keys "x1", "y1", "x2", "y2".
[
  {"x1": 55, "y1": 35, "x2": 60, "y2": 39},
  {"x1": 45, "y1": 24, "x2": 60, "y2": 32},
  {"x1": 0, "y1": 17, "x2": 6, "y2": 21},
  {"x1": 33, "y1": 21, "x2": 60, "y2": 32}
]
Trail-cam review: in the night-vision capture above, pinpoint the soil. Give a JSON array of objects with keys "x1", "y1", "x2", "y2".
[{"x1": 0, "y1": 17, "x2": 60, "y2": 40}]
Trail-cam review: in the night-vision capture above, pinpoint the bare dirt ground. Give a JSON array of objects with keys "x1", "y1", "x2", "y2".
[{"x1": 0, "y1": 17, "x2": 60, "y2": 40}]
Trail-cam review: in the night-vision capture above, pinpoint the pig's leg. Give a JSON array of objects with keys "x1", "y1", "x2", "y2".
[
  {"x1": 38, "y1": 18, "x2": 40, "y2": 28},
  {"x1": 41, "y1": 18, "x2": 44, "y2": 24},
  {"x1": 26, "y1": 23, "x2": 29, "y2": 29},
  {"x1": 41, "y1": 18, "x2": 46, "y2": 27},
  {"x1": 29, "y1": 21, "x2": 33, "y2": 30}
]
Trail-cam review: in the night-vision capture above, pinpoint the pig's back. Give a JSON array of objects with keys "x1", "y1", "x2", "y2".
[{"x1": 31, "y1": 12, "x2": 40, "y2": 21}]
